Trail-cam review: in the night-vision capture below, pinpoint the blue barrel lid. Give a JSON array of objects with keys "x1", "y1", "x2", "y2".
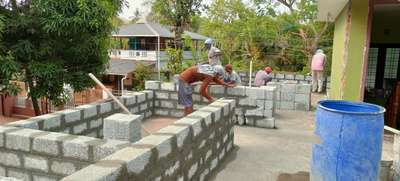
[{"x1": 318, "y1": 100, "x2": 386, "y2": 115}]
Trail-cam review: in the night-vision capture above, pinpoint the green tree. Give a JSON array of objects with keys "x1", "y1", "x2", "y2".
[
  {"x1": 148, "y1": 0, "x2": 203, "y2": 65},
  {"x1": 0, "y1": 0, "x2": 123, "y2": 115}
]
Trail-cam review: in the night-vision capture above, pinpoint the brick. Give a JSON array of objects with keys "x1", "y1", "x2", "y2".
[
  {"x1": 187, "y1": 111, "x2": 212, "y2": 126},
  {"x1": 33, "y1": 132, "x2": 65, "y2": 156},
  {"x1": 255, "y1": 118, "x2": 275, "y2": 128},
  {"x1": 246, "y1": 87, "x2": 265, "y2": 99},
  {"x1": 199, "y1": 106, "x2": 222, "y2": 122},
  {"x1": 0, "y1": 152, "x2": 21, "y2": 167},
  {"x1": 295, "y1": 74, "x2": 305, "y2": 80},
  {"x1": 281, "y1": 83, "x2": 296, "y2": 93},
  {"x1": 134, "y1": 92, "x2": 146, "y2": 103},
  {"x1": 285, "y1": 74, "x2": 295, "y2": 80},
  {"x1": 0, "y1": 127, "x2": 20, "y2": 147},
  {"x1": 6, "y1": 129, "x2": 42, "y2": 152},
  {"x1": 209, "y1": 101, "x2": 230, "y2": 116},
  {"x1": 245, "y1": 108, "x2": 264, "y2": 117},
  {"x1": 238, "y1": 98, "x2": 256, "y2": 106},
  {"x1": 35, "y1": 113, "x2": 61, "y2": 130},
  {"x1": 155, "y1": 109, "x2": 169, "y2": 116},
  {"x1": 90, "y1": 118, "x2": 103, "y2": 129},
  {"x1": 295, "y1": 94, "x2": 310, "y2": 104},
  {"x1": 227, "y1": 86, "x2": 246, "y2": 96},
  {"x1": 276, "y1": 73, "x2": 284, "y2": 79},
  {"x1": 160, "y1": 101, "x2": 174, "y2": 109},
  {"x1": 145, "y1": 81, "x2": 161, "y2": 90},
  {"x1": 61, "y1": 161, "x2": 123, "y2": 181},
  {"x1": 120, "y1": 95, "x2": 136, "y2": 106},
  {"x1": 281, "y1": 92, "x2": 295, "y2": 101},
  {"x1": 155, "y1": 92, "x2": 169, "y2": 99},
  {"x1": 63, "y1": 136, "x2": 97, "y2": 161},
  {"x1": 24, "y1": 155, "x2": 48, "y2": 172},
  {"x1": 76, "y1": 104, "x2": 97, "y2": 119},
  {"x1": 104, "y1": 147, "x2": 151, "y2": 174},
  {"x1": 209, "y1": 85, "x2": 225, "y2": 94},
  {"x1": 93, "y1": 140, "x2": 130, "y2": 162},
  {"x1": 174, "y1": 117, "x2": 202, "y2": 137},
  {"x1": 51, "y1": 161, "x2": 77, "y2": 175},
  {"x1": 217, "y1": 99, "x2": 236, "y2": 111},
  {"x1": 296, "y1": 84, "x2": 312, "y2": 94},
  {"x1": 161, "y1": 82, "x2": 176, "y2": 91},
  {"x1": 100, "y1": 102, "x2": 112, "y2": 114},
  {"x1": 142, "y1": 90, "x2": 154, "y2": 99},
  {"x1": 135, "y1": 135, "x2": 173, "y2": 158},
  {"x1": 280, "y1": 101, "x2": 295, "y2": 110},
  {"x1": 6, "y1": 119, "x2": 39, "y2": 129},
  {"x1": 73, "y1": 123, "x2": 87, "y2": 134},
  {"x1": 139, "y1": 103, "x2": 148, "y2": 111},
  {"x1": 158, "y1": 125, "x2": 190, "y2": 148},
  {"x1": 7, "y1": 169, "x2": 29, "y2": 181},
  {"x1": 170, "y1": 93, "x2": 178, "y2": 100},
  {"x1": 62, "y1": 109, "x2": 82, "y2": 124},
  {"x1": 104, "y1": 114, "x2": 142, "y2": 143}
]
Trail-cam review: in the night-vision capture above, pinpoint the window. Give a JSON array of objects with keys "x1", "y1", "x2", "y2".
[
  {"x1": 366, "y1": 48, "x2": 379, "y2": 89},
  {"x1": 384, "y1": 48, "x2": 400, "y2": 79}
]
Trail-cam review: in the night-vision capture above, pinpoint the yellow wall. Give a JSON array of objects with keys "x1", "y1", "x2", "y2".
[{"x1": 330, "y1": 0, "x2": 371, "y2": 101}]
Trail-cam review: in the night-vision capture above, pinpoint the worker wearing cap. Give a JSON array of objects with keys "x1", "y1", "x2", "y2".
[
  {"x1": 254, "y1": 67, "x2": 273, "y2": 87},
  {"x1": 204, "y1": 38, "x2": 222, "y2": 66},
  {"x1": 311, "y1": 49, "x2": 326, "y2": 93},
  {"x1": 223, "y1": 64, "x2": 241, "y2": 86},
  {"x1": 178, "y1": 64, "x2": 234, "y2": 115}
]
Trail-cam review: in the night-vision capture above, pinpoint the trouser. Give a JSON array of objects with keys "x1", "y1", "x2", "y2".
[{"x1": 312, "y1": 70, "x2": 324, "y2": 93}]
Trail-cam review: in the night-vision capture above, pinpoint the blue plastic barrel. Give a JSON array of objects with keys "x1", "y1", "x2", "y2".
[{"x1": 311, "y1": 100, "x2": 385, "y2": 181}]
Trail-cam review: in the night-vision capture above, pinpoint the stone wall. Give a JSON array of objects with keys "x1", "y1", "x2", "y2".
[
  {"x1": 0, "y1": 126, "x2": 131, "y2": 181},
  {"x1": 145, "y1": 81, "x2": 277, "y2": 128},
  {"x1": 5, "y1": 92, "x2": 154, "y2": 138},
  {"x1": 61, "y1": 99, "x2": 236, "y2": 181}
]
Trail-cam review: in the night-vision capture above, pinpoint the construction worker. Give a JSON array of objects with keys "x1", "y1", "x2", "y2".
[
  {"x1": 254, "y1": 67, "x2": 273, "y2": 87},
  {"x1": 178, "y1": 64, "x2": 234, "y2": 115},
  {"x1": 311, "y1": 49, "x2": 326, "y2": 93},
  {"x1": 223, "y1": 64, "x2": 241, "y2": 86},
  {"x1": 204, "y1": 38, "x2": 222, "y2": 66}
]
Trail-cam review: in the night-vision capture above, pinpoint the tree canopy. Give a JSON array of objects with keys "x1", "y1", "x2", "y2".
[{"x1": 0, "y1": 0, "x2": 124, "y2": 115}]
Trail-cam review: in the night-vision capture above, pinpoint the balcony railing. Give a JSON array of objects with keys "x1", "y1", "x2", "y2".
[{"x1": 109, "y1": 49, "x2": 201, "y2": 61}]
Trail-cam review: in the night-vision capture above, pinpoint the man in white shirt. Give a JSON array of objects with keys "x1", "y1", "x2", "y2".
[{"x1": 204, "y1": 38, "x2": 222, "y2": 66}]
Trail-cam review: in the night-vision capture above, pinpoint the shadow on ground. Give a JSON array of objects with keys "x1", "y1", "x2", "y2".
[{"x1": 276, "y1": 172, "x2": 310, "y2": 181}]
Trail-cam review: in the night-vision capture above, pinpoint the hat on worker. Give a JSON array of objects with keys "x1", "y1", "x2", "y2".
[
  {"x1": 205, "y1": 38, "x2": 214, "y2": 45},
  {"x1": 264, "y1": 67, "x2": 273, "y2": 73},
  {"x1": 316, "y1": 49, "x2": 324, "y2": 54},
  {"x1": 213, "y1": 65, "x2": 225, "y2": 76}
]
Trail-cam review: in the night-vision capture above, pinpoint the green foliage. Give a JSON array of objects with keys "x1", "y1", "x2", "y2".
[
  {"x1": 0, "y1": 53, "x2": 21, "y2": 96},
  {"x1": 165, "y1": 48, "x2": 184, "y2": 76},
  {"x1": 133, "y1": 63, "x2": 152, "y2": 91},
  {"x1": 0, "y1": 0, "x2": 123, "y2": 114}
]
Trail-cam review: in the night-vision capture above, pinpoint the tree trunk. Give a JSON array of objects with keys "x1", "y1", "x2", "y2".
[{"x1": 26, "y1": 74, "x2": 41, "y2": 116}]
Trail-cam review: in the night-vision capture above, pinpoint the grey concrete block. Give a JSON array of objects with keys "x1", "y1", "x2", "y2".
[
  {"x1": 61, "y1": 109, "x2": 82, "y2": 124},
  {"x1": 0, "y1": 166, "x2": 5, "y2": 176},
  {"x1": 93, "y1": 140, "x2": 130, "y2": 162},
  {"x1": 170, "y1": 110, "x2": 185, "y2": 118},
  {"x1": 246, "y1": 87, "x2": 265, "y2": 99},
  {"x1": 104, "y1": 147, "x2": 151, "y2": 175},
  {"x1": 161, "y1": 82, "x2": 176, "y2": 91},
  {"x1": 0, "y1": 176, "x2": 23, "y2": 181},
  {"x1": 155, "y1": 109, "x2": 169, "y2": 116},
  {"x1": 136, "y1": 135, "x2": 173, "y2": 158},
  {"x1": 174, "y1": 117, "x2": 202, "y2": 137},
  {"x1": 61, "y1": 161, "x2": 123, "y2": 181},
  {"x1": 90, "y1": 118, "x2": 103, "y2": 129},
  {"x1": 295, "y1": 74, "x2": 305, "y2": 80},
  {"x1": 0, "y1": 152, "x2": 21, "y2": 167},
  {"x1": 36, "y1": 113, "x2": 62, "y2": 130},
  {"x1": 245, "y1": 108, "x2": 264, "y2": 117},
  {"x1": 51, "y1": 161, "x2": 76, "y2": 175},
  {"x1": 155, "y1": 92, "x2": 169, "y2": 99},
  {"x1": 305, "y1": 76, "x2": 312, "y2": 81},
  {"x1": 33, "y1": 132, "x2": 65, "y2": 156},
  {"x1": 296, "y1": 84, "x2": 312, "y2": 94},
  {"x1": 227, "y1": 86, "x2": 246, "y2": 96},
  {"x1": 77, "y1": 104, "x2": 97, "y2": 119},
  {"x1": 139, "y1": 103, "x2": 148, "y2": 111},
  {"x1": 187, "y1": 111, "x2": 212, "y2": 126},
  {"x1": 7, "y1": 170, "x2": 29, "y2": 181},
  {"x1": 145, "y1": 81, "x2": 161, "y2": 90},
  {"x1": 158, "y1": 125, "x2": 190, "y2": 148},
  {"x1": 209, "y1": 85, "x2": 225, "y2": 95},
  {"x1": 295, "y1": 94, "x2": 311, "y2": 104},
  {"x1": 63, "y1": 136, "x2": 97, "y2": 161},
  {"x1": 73, "y1": 123, "x2": 87, "y2": 135},
  {"x1": 255, "y1": 118, "x2": 275, "y2": 128},
  {"x1": 170, "y1": 93, "x2": 178, "y2": 100},
  {"x1": 142, "y1": 90, "x2": 154, "y2": 100},
  {"x1": 104, "y1": 113, "x2": 142, "y2": 143},
  {"x1": 120, "y1": 95, "x2": 136, "y2": 106},
  {"x1": 24, "y1": 155, "x2": 48, "y2": 172},
  {"x1": 276, "y1": 73, "x2": 284, "y2": 79},
  {"x1": 295, "y1": 103, "x2": 310, "y2": 111},
  {"x1": 281, "y1": 83, "x2": 296, "y2": 93},
  {"x1": 209, "y1": 101, "x2": 230, "y2": 116},
  {"x1": 6, "y1": 129, "x2": 42, "y2": 152},
  {"x1": 238, "y1": 98, "x2": 256, "y2": 106},
  {"x1": 280, "y1": 101, "x2": 295, "y2": 110},
  {"x1": 32, "y1": 175, "x2": 57, "y2": 181},
  {"x1": 134, "y1": 92, "x2": 146, "y2": 103},
  {"x1": 160, "y1": 101, "x2": 174, "y2": 109},
  {"x1": 281, "y1": 92, "x2": 295, "y2": 101},
  {"x1": 199, "y1": 106, "x2": 222, "y2": 122},
  {"x1": 285, "y1": 74, "x2": 295, "y2": 80},
  {"x1": 6, "y1": 119, "x2": 39, "y2": 129},
  {"x1": 100, "y1": 102, "x2": 112, "y2": 114}
]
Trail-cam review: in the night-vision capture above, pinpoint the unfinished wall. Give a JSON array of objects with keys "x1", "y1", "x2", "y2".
[
  {"x1": 0, "y1": 125, "x2": 132, "y2": 181},
  {"x1": 266, "y1": 81, "x2": 312, "y2": 111},
  {"x1": 145, "y1": 81, "x2": 277, "y2": 128},
  {"x1": 62, "y1": 99, "x2": 236, "y2": 181},
  {"x1": 5, "y1": 92, "x2": 154, "y2": 138}
]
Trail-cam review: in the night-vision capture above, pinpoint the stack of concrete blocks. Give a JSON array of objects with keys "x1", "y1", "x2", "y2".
[
  {"x1": 61, "y1": 99, "x2": 236, "y2": 181},
  {"x1": 103, "y1": 113, "x2": 142, "y2": 143},
  {"x1": 393, "y1": 134, "x2": 400, "y2": 180},
  {"x1": 266, "y1": 81, "x2": 311, "y2": 111},
  {"x1": 0, "y1": 126, "x2": 132, "y2": 181},
  {"x1": 6, "y1": 92, "x2": 153, "y2": 138},
  {"x1": 145, "y1": 81, "x2": 277, "y2": 128},
  {"x1": 0, "y1": 176, "x2": 22, "y2": 181}
]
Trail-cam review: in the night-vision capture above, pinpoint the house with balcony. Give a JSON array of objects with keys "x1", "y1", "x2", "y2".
[{"x1": 105, "y1": 22, "x2": 209, "y2": 92}]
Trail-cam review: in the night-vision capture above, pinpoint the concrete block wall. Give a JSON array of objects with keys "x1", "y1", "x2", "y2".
[
  {"x1": 145, "y1": 81, "x2": 277, "y2": 128},
  {"x1": 266, "y1": 81, "x2": 312, "y2": 111},
  {"x1": 0, "y1": 126, "x2": 131, "y2": 181},
  {"x1": 61, "y1": 99, "x2": 236, "y2": 181},
  {"x1": 5, "y1": 92, "x2": 154, "y2": 138},
  {"x1": 238, "y1": 72, "x2": 330, "y2": 90}
]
